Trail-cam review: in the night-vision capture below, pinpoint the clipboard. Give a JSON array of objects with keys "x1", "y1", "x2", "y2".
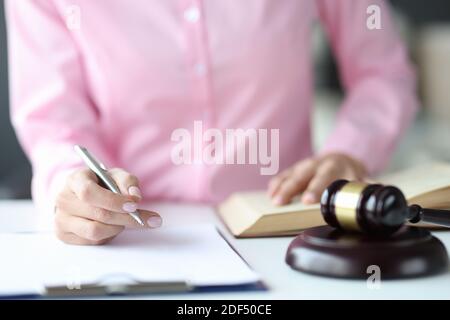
[{"x1": 0, "y1": 225, "x2": 265, "y2": 299}]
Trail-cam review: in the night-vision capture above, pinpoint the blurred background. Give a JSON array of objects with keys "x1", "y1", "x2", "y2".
[
  {"x1": 0, "y1": 0, "x2": 450, "y2": 200},
  {"x1": 312, "y1": 0, "x2": 450, "y2": 173},
  {"x1": 0, "y1": 2, "x2": 32, "y2": 199}
]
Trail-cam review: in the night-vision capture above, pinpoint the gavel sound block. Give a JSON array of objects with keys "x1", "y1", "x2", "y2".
[{"x1": 286, "y1": 180, "x2": 449, "y2": 279}]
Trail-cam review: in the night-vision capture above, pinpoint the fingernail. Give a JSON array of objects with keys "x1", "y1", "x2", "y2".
[
  {"x1": 128, "y1": 186, "x2": 142, "y2": 199},
  {"x1": 273, "y1": 196, "x2": 284, "y2": 206},
  {"x1": 147, "y1": 216, "x2": 162, "y2": 228},
  {"x1": 122, "y1": 202, "x2": 138, "y2": 213},
  {"x1": 302, "y1": 192, "x2": 316, "y2": 204}
]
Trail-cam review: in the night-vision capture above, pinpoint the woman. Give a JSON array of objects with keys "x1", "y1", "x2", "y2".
[{"x1": 6, "y1": 0, "x2": 418, "y2": 244}]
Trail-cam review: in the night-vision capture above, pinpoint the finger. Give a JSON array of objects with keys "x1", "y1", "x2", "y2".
[
  {"x1": 68, "y1": 171, "x2": 138, "y2": 214},
  {"x1": 272, "y1": 160, "x2": 316, "y2": 205},
  {"x1": 301, "y1": 162, "x2": 342, "y2": 204},
  {"x1": 301, "y1": 173, "x2": 335, "y2": 204},
  {"x1": 56, "y1": 213, "x2": 124, "y2": 242},
  {"x1": 272, "y1": 173, "x2": 314, "y2": 205},
  {"x1": 55, "y1": 230, "x2": 114, "y2": 245},
  {"x1": 109, "y1": 168, "x2": 142, "y2": 200},
  {"x1": 58, "y1": 197, "x2": 162, "y2": 228},
  {"x1": 141, "y1": 210, "x2": 163, "y2": 228},
  {"x1": 267, "y1": 169, "x2": 291, "y2": 197}
]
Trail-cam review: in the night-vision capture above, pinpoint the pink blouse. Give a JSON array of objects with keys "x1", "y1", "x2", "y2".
[{"x1": 6, "y1": 0, "x2": 418, "y2": 214}]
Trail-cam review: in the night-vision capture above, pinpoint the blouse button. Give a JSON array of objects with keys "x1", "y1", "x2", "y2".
[
  {"x1": 195, "y1": 63, "x2": 206, "y2": 76},
  {"x1": 184, "y1": 6, "x2": 200, "y2": 23}
]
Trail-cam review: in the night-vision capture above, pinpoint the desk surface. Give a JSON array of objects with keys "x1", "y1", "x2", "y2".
[{"x1": 1, "y1": 200, "x2": 449, "y2": 299}]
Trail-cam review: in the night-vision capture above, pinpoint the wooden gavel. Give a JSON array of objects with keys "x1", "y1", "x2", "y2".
[{"x1": 320, "y1": 179, "x2": 450, "y2": 235}]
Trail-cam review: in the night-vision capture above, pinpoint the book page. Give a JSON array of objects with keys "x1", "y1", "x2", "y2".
[
  {"x1": 227, "y1": 163, "x2": 450, "y2": 216},
  {"x1": 236, "y1": 192, "x2": 320, "y2": 215},
  {"x1": 378, "y1": 162, "x2": 450, "y2": 200}
]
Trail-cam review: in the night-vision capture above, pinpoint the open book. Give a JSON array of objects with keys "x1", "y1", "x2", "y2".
[{"x1": 217, "y1": 162, "x2": 450, "y2": 238}]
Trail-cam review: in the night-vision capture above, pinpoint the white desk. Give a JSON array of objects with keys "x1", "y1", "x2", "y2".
[{"x1": 1, "y1": 200, "x2": 449, "y2": 299}]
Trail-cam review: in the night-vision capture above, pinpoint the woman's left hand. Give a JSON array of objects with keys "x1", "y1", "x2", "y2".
[{"x1": 268, "y1": 153, "x2": 367, "y2": 206}]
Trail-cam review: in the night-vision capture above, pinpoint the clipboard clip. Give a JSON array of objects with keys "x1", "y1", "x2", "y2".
[{"x1": 44, "y1": 274, "x2": 192, "y2": 297}]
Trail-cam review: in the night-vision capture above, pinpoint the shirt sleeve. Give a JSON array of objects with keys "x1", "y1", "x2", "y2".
[
  {"x1": 6, "y1": 0, "x2": 114, "y2": 215},
  {"x1": 316, "y1": 0, "x2": 419, "y2": 175}
]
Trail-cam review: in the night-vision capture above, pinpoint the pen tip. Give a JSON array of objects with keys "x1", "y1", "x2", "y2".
[
  {"x1": 135, "y1": 216, "x2": 145, "y2": 226},
  {"x1": 130, "y1": 211, "x2": 145, "y2": 227}
]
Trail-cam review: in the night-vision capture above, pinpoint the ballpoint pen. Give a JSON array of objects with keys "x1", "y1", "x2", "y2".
[{"x1": 74, "y1": 145, "x2": 145, "y2": 226}]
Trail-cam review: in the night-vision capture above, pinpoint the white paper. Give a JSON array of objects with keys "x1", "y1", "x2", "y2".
[
  {"x1": 0, "y1": 225, "x2": 259, "y2": 295},
  {"x1": 0, "y1": 200, "x2": 52, "y2": 233}
]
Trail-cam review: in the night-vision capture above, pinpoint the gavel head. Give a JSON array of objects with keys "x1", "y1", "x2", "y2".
[{"x1": 320, "y1": 180, "x2": 410, "y2": 235}]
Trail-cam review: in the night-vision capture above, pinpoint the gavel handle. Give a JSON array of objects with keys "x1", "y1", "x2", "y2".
[{"x1": 408, "y1": 204, "x2": 450, "y2": 228}]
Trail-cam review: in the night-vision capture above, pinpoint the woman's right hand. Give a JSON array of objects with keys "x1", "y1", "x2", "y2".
[{"x1": 54, "y1": 168, "x2": 162, "y2": 245}]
